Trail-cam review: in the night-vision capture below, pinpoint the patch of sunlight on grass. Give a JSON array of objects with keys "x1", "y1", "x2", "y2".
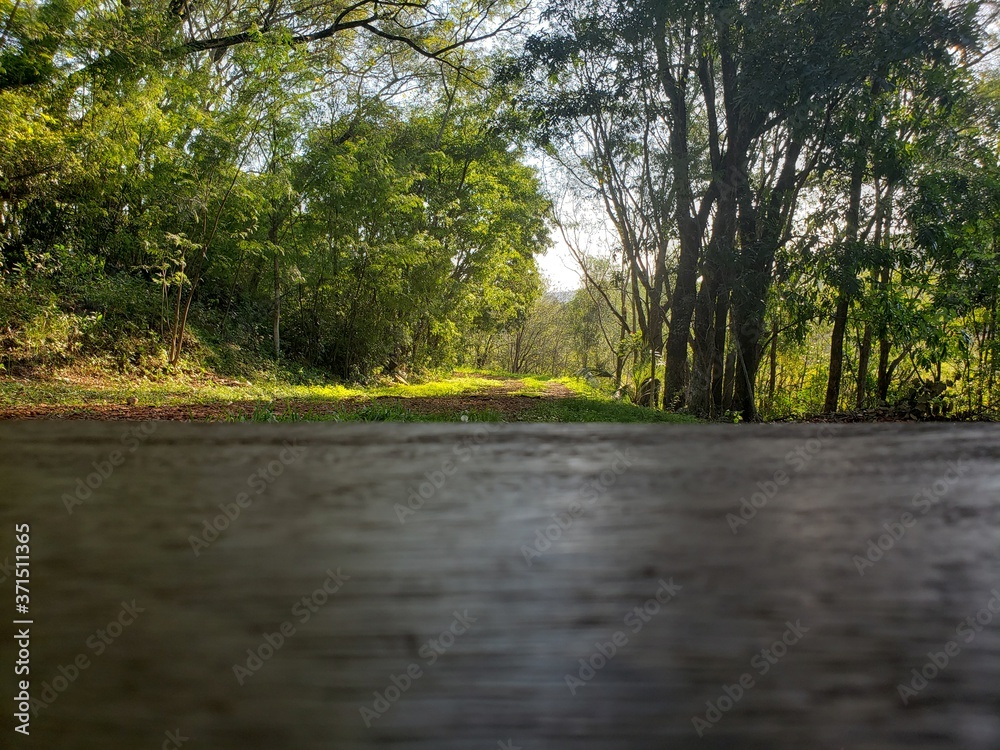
[
  {"x1": 0, "y1": 370, "x2": 519, "y2": 407},
  {"x1": 510, "y1": 375, "x2": 553, "y2": 396},
  {"x1": 368, "y1": 377, "x2": 513, "y2": 398}
]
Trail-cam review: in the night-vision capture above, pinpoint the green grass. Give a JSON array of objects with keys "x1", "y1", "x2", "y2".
[
  {"x1": 0, "y1": 375, "x2": 301, "y2": 407},
  {"x1": 0, "y1": 371, "x2": 526, "y2": 407},
  {"x1": 225, "y1": 402, "x2": 421, "y2": 423},
  {"x1": 368, "y1": 376, "x2": 511, "y2": 398},
  {"x1": 1, "y1": 367, "x2": 699, "y2": 423},
  {"x1": 223, "y1": 402, "x2": 511, "y2": 423},
  {"x1": 552, "y1": 375, "x2": 611, "y2": 397},
  {"x1": 519, "y1": 397, "x2": 700, "y2": 423},
  {"x1": 222, "y1": 398, "x2": 693, "y2": 424}
]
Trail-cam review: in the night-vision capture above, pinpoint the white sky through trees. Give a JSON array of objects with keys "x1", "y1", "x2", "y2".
[{"x1": 537, "y1": 235, "x2": 582, "y2": 291}]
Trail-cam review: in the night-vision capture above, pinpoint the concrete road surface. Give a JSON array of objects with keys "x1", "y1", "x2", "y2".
[{"x1": 1, "y1": 421, "x2": 999, "y2": 749}]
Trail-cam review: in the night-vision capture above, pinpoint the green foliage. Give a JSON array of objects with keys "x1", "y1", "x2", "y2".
[
  {"x1": 0, "y1": 1, "x2": 551, "y2": 382},
  {"x1": 520, "y1": 397, "x2": 698, "y2": 423}
]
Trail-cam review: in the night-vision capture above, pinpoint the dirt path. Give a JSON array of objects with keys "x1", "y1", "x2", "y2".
[{"x1": 0, "y1": 377, "x2": 578, "y2": 420}]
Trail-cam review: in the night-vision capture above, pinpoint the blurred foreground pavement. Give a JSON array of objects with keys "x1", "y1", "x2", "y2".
[{"x1": 1, "y1": 421, "x2": 999, "y2": 749}]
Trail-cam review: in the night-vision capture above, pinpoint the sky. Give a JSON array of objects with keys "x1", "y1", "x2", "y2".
[
  {"x1": 528, "y1": 152, "x2": 619, "y2": 295},
  {"x1": 537, "y1": 234, "x2": 583, "y2": 292}
]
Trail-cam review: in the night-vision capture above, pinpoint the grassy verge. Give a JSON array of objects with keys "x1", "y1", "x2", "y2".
[
  {"x1": 224, "y1": 402, "x2": 513, "y2": 423},
  {"x1": 223, "y1": 399, "x2": 696, "y2": 423},
  {"x1": 518, "y1": 398, "x2": 699, "y2": 423},
  {"x1": 0, "y1": 369, "x2": 596, "y2": 407},
  {"x1": 0, "y1": 367, "x2": 698, "y2": 423},
  {"x1": 0, "y1": 372, "x2": 516, "y2": 407}
]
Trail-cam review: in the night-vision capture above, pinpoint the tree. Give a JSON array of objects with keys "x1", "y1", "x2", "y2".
[{"x1": 511, "y1": 0, "x2": 981, "y2": 418}]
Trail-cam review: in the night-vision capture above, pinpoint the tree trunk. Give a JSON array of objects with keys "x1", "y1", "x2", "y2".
[
  {"x1": 712, "y1": 286, "x2": 729, "y2": 412},
  {"x1": 767, "y1": 318, "x2": 778, "y2": 411},
  {"x1": 876, "y1": 334, "x2": 892, "y2": 402},
  {"x1": 663, "y1": 239, "x2": 697, "y2": 409},
  {"x1": 689, "y1": 167, "x2": 737, "y2": 416},
  {"x1": 273, "y1": 249, "x2": 281, "y2": 359},
  {"x1": 648, "y1": 293, "x2": 664, "y2": 408},
  {"x1": 654, "y1": 9, "x2": 708, "y2": 410},
  {"x1": 824, "y1": 294, "x2": 850, "y2": 413},
  {"x1": 689, "y1": 268, "x2": 719, "y2": 416},
  {"x1": 731, "y1": 294, "x2": 766, "y2": 422},
  {"x1": 722, "y1": 348, "x2": 736, "y2": 412},
  {"x1": 856, "y1": 322, "x2": 872, "y2": 408},
  {"x1": 730, "y1": 133, "x2": 805, "y2": 421},
  {"x1": 823, "y1": 153, "x2": 864, "y2": 413}
]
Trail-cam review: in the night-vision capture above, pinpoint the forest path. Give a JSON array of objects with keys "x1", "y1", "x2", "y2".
[{"x1": 0, "y1": 373, "x2": 578, "y2": 421}]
